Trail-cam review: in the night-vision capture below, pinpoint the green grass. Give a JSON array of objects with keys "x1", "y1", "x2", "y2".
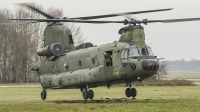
[
  {"x1": 0, "y1": 85, "x2": 200, "y2": 112},
  {"x1": 166, "y1": 73, "x2": 200, "y2": 79}
]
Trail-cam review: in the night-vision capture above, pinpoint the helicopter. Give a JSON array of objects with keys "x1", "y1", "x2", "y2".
[{"x1": 2, "y1": 4, "x2": 200, "y2": 100}]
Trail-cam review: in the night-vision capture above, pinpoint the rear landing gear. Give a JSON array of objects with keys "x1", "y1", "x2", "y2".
[
  {"x1": 82, "y1": 88, "x2": 94, "y2": 100},
  {"x1": 88, "y1": 89, "x2": 94, "y2": 99},
  {"x1": 41, "y1": 89, "x2": 47, "y2": 100}
]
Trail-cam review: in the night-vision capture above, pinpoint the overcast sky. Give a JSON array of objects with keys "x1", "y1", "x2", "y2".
[{"x1": 1, "y1": 0, "x2": 200, "y2": 61}]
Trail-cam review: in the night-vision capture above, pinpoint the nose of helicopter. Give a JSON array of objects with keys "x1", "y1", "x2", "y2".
[
  {"x1": 120, "y1": 58, "x2": 160, "y2": 81},
  {"x1": 142, "y1": 60, "x2": 159, "y2": 70}
]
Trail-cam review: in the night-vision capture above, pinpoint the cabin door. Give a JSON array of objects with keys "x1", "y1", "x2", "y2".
[{"x1": 104, "y1": 51, "x2": 114, "y2": 80}]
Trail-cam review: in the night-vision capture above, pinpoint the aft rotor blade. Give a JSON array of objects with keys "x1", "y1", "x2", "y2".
[
  {"x1": 148, "y1": 18, "x2": 200, "y2": 23},
  {"x1": 69, "y1": 8, "x2": 173, "y2": 20},
  {"x1": 17, "y1": 3, "x2": 55, "y2": 19},
  {"x1": 8, "y1": 18, "x2": 125, "y2": 24}
]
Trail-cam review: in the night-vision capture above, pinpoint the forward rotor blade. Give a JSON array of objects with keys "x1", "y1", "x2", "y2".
[
  {"x1": 8, "y1": 18, "x2": 125, "y2": 24},
  {"x1": 0, "y1": 21, "x2": 37, "y2": 25},
  {"x1": 69, "y1": 8, "x2": 173, "y2": 20},
  {"x1": 148, "y1": 18, "x2": 200, "y2": 23},
  {"x1": 17, "y1": 3, "x2": 55, "y2": 19}
]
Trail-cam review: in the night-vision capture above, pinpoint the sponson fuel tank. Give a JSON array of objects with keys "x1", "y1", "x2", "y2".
[{"x1": 40, "y1": 66, "x2": 103, "y2": 89}]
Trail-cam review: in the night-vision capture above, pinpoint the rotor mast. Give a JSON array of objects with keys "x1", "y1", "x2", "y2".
[{"x1": 118, "y1": 25, "x2": 145, "y2": 48}]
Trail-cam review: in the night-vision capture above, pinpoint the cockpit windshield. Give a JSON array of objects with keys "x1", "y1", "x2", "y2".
[
  {"x1": 121, "y1": 44, "x2": 154, "y2": 58},
  {"x1": 129, "y1": 45, "x2": 140, "y2": 57}
]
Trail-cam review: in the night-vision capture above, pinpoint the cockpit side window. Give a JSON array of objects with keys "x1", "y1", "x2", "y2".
[
  {"x1": 147, "y1": 47, "x2": 154, "y2": 55},
  {"x1": 141, "y1": 48, "x2": 148, "y2": 55},
  {"x1": 121, "y1": 49, "x2": 128, "y2": 59}
]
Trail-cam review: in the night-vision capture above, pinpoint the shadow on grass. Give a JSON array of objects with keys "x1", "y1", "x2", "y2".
[{"x1": 48, "y1": 97, "x2": 153, "y2": 104}]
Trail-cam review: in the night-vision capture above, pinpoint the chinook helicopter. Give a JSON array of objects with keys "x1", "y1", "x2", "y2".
[{"x1": 2, "y1": 4, "x2": 200, "y2": 100}]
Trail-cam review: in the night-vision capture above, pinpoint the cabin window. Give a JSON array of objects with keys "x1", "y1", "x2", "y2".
[
  {"x1": 104, "y1": 51, "x2": 112, "y2": 67},
  {"x1": 64, "y1": 62, "x2": 69, "y2": 70},
  {"x1": 68, "y1": 34, "x2": 74, "y2": 45},
  {"x1": 78, "y1": 60, "x2": 82, "y2": 67},
  {"x1": 92, "y1": 58, "x2": 95, "y2": 65},
  {"x1": 53, "y1": 65, "x2": 57, "y2": 73}
]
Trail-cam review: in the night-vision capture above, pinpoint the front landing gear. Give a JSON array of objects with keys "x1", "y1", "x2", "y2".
[
  {"x1": 125, "y1": 88, "x2": 137, "y2": 97},
  {"x1": 82, "y1": 88, "x2": 94, "y2": 100},
  {"x1": 125, "y1": 81, "x2": 137, "y2": 98},
  {"x1": 41, "y1": 89, "x2": 47, "y2": 100}
]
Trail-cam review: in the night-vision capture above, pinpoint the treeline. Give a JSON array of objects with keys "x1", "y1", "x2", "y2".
[
  {"x1": 165, "y1": 59, "x2": 200, "y2": 72},
  {"x1": 0, "y1": 5, "x2": 43, "y2": 84},
  {"x1": 0, "y1": 4, "x2": 84, "y2": 84}
]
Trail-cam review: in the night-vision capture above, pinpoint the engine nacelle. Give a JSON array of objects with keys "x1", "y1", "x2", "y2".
[{"x1": 37, "y1": 43, "x2": 63, "y2": 57}]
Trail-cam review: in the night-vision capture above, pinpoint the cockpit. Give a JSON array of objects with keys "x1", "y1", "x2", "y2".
[
  {"x1": 121, "y1": 44, "x2": 159, "y2": 71},
  {"x1": 121, "y1": 44, "x2": 154, "y2": 59}
]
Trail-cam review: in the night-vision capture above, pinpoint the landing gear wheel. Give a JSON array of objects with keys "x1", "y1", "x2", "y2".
[
  {"x1": 41, "y1": 90, "x2": 47, "y2": 100},
  {"x1": 125, "y1": 88, "x2": 137, "y2": 98},
  {"x1": 82, "y1": 88, "x2": 89, "y2": 100},
  {"x1": 88, "y1": 89, "x2": 94, "y2": 99},
  {"x1": 125, "y1": 88, "x2": 131, "y2": 97},
  {"x1": 131, "y1": 88, "x2": 137, "y2": 97}
]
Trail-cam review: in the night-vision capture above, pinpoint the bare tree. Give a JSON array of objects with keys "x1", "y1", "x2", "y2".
[
  {"x1": 67, "y1": 23, "x2": 86, "y2": 45},
  {"x1": 0, "y1": 8, "x2": 14, "y2": 83},
  {"x1": 156, "y1": 61, "x2": 168, "y2": 79},
  {"x1": 0, "y1": 4, "x2": 86, "y2": 84},
  {"x1": 0, "y1": 5, "x2": 42, "y2": 83}
]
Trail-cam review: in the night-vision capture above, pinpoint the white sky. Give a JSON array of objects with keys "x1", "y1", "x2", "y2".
[{"x1": 1, "y1": 0, "x2": 200, "y2": 61}]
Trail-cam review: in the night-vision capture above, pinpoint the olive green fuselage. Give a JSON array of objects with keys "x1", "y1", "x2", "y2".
[{"x1": 36, "y1": 42, "x2": 158, "y2": 89}]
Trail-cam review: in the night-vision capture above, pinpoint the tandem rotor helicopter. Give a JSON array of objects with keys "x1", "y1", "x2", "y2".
[{"x1": 1, "y1": 3, "x2": 200, "y2": 100}]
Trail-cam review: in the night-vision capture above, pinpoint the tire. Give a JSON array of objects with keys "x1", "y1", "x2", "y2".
[
  {"x1": 88, "y1": 89, "x2": 94, "y2": 99},
  {"x1": 125, "y1": 88, "x2": 131, "y2": 97},
  {"x1": 131, "y1": 88, "x2": 137, "y2": 97},
  {"x1": 82, "y1": 88, "x2": 89, "y2": 100},
  {"x1": 41, "y1": 91, "x2": 46, "y2": 100}
]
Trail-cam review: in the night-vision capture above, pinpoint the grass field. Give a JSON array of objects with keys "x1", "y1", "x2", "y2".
[
  {"x1": 166, "y1": 73, "x2": 200, "y2": 79},
  {"x1": 0, "y1": 85, "x2": 200, "y2": 112}
]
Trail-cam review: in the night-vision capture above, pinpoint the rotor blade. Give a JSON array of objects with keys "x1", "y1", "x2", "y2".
[
  {"x1": 69, "y1": 8, "x2": 173, "y2": 20},
  {"x1": 0, "y1": 21, "x2": 37, "y2": 25},
  {"x1": 148, "y1": 18, "x2": 200, "y2": 23},
  {"x1": 8, "y1": 18, "x2": 125, "y2": 24},
  {"x1": 17, "y1": 3, "x2": 55, "y2": 19}
]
